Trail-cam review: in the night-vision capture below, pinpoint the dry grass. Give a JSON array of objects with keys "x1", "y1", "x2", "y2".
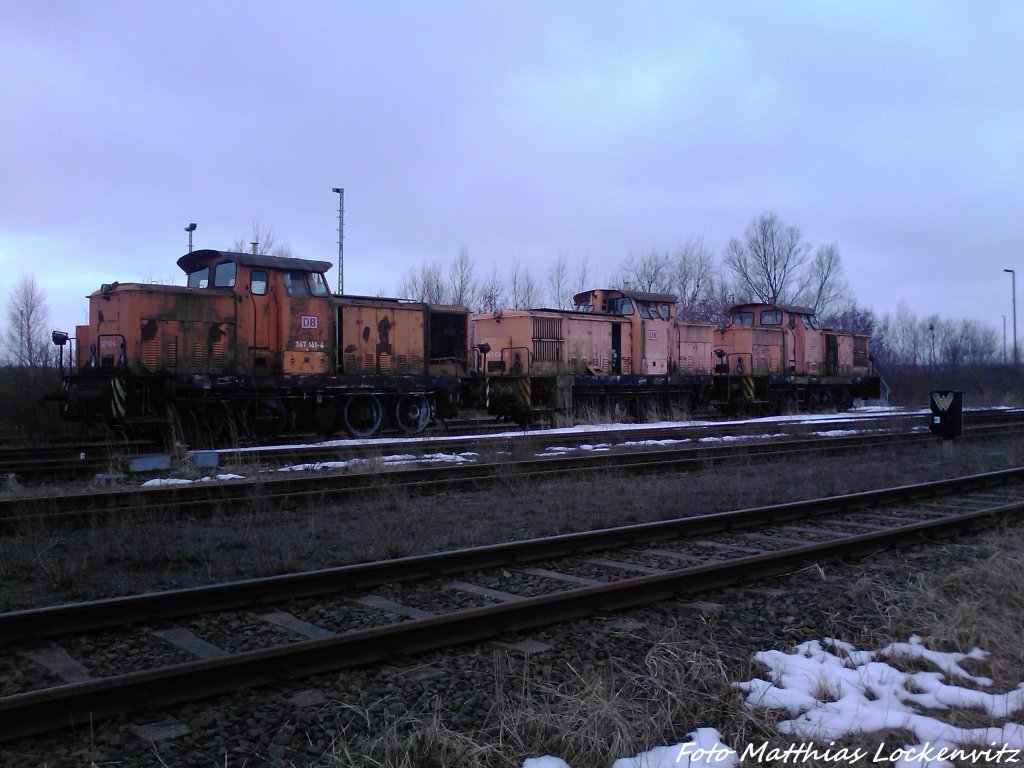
[
  {"x1": 291, "y1": 525, "x2": 1024, "y2": 767},
  {"x1": 6, "y1": 433, "x2": 1022, "y2": 765},
  {"x1": 3, "y1": 435, "x2": 1023, "y2": 612},
  {"x1": 883, "y1": 528, "x2": 1024, "y2": 689}
]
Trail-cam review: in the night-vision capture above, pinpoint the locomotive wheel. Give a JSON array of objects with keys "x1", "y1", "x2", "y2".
[
  {"x1": 394, "y1": 394, "x2": 431, "y2": 434},
  {"x1": 812, "y1": 389, "x2": 835, "y2": 413},
  {"x1": 343, "y1": 394, "x2": 383, "y2": 438},
  {"x1": 246, "y1": 398, "x2": 289, "y2": 439},
  {"x1": 315, "y1": 400, "x2": 343, "y2": 438}
]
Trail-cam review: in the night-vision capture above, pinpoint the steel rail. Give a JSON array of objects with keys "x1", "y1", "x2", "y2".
[
  {"x1": 0, "y1": 411, "x2": 900, "y2": 483},
  {"x1": 221, "y1": 409, "x2": 937, "y2": 466},
  {"x1": 2, "y1": 492, "x2": 1023, "y2": 742},
  {"x1": 0, "y1": 422, "x2": 1017, "y2": 531},
  {"x1": 4, "y1": 408, "x2": 1018, "y2": 486},
  {"x1": 2, "y1": 466, "x2": 1020, "y2": 642}
]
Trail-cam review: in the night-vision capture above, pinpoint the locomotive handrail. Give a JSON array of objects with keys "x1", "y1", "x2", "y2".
[
  {"x1": 500, "y1": 345, "x2": 531, "y2": 375},
  {"x1": 95, "y1": 334, "x2": 127, "y2": 369},
  {"x1": 721, "y1": 351, "x2": 753, "y2": 377}
]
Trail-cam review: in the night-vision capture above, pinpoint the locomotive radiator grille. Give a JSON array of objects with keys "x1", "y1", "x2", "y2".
[
  {"x1": 143, "y1": 341, "x2": 159, "y2": 371},
  {"x1": 533, "y1": 340, "x2": 561, "y2": 362},
  {"x1": 166, "y1": 338, "x2": 179, "y2": 369},
  {"x1": 532, "y1": 317, "x2": 563, "y2": 363}
]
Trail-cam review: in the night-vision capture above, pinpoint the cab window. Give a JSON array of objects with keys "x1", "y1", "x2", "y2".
[
  {"x1": 637, "y1": 301, "x2": 653, "y2": 319},
  {"x1": 250, "y1": 270, "x2": 268, "y2": 296},
  {"x1": 308, "y1": 272, "x2": 330, "y2": 297},
  {"x1": 658, "y1": 303, "x2": 671, "y2": 320},
  {"x1": 575, "y1": 301, "x2": 593, "y2": 313},
  {"x1": 187, "y1": 267, "x2": 209, "y2": 289},
  {"x1": 802, "y1": 314, "x2": 820, "y2": 330},
  {"x1": 732, "y1": 311, "x2": 754, "y2": 325},
  {"x1": 760, "y1": 310, "x2": 782, "y2": 325},
  {"x1": 609, "y1": 297, "x2": 634, "y2": 316},
  {"x1": 213, "y1": 261, "x2": 236, "y2": 288},
  {"x1": 284, "y1": 271, "x2": 310, "y2": 297}
]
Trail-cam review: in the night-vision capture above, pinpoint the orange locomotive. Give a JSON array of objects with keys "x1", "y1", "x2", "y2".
[
  {"x1": 472, "y1": 288, "x2": 879, "y2": 421},
  {"x1": 56, "y1": 249, "x2": 470, "y2": 438},
  {"x1": 713, "y1": 303, "x2": 873, "y2": 412}
]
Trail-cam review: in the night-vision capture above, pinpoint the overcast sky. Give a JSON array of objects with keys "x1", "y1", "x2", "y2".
[{"x1": 2, "y1": 1, "x2": 1022, "y2": 338}]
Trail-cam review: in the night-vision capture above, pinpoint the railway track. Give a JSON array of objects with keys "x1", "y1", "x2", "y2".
[
  {"x1": 0, "y1": 413, "x2": 506, "y2": 484},
  {"x1": 220, "y1": 407, "x2": 926, "y2": 465},
  {"x1": 2, "y1": 467, "x2": 1022, "y2": 741},
  {"x1": 0, "y1": 413, "x2": 1019, "y2": 532},
  {"x1": 0, "y1": 438, "x2": 155, "y2": 483},
  {"x1": 3, "y1": 407, "x2": 1019, "y2": 485}
]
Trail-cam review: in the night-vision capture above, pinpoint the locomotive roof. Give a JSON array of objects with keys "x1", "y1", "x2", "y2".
[
  {"x1": 176, "y1": 249, "x2": 333, "y2": 275},
  {"x1": 730, "y1": 301, "x2": 816, "y2": 316},
  {"x1": 572, "y1": 288, "x2": 678, "y2": 304}
]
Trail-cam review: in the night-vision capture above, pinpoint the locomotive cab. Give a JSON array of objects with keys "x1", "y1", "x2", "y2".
[
  {"x1": 573, "y1": 289, "x2": 676, "y2": 375},
  {"x1": 714, "y1": 304, "x2": 817, "y2": 377},
  {"x1": 58, "y1": 248, "x2": 469, "y2": 438},
  {"x1": 75, "y1": 249, "x2": 334, "y2": 378},
  {"x1": 176, "y1": 250, "x2": 334, "y2": 376},
  {"x1": 713, "y1": 302, "x2": 879, "y2": 411}
]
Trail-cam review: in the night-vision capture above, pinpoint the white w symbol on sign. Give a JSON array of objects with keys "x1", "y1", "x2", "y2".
[{"x1": 932, "y1": 392, "x2": 955, "y2": 411}]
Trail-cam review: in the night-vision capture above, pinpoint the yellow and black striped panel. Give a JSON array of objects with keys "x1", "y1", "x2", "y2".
[
  {"x1": 742, "y1": 377, "x2": 755, "y2": 401},
  {"x1": 112, "y1": 377, "x2": 127, "y2": 419},
  {"x1": 518, "y1": 377, "x2": 532, "y2": 406}
]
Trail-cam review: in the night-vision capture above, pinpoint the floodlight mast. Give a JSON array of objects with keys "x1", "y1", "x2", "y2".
[
  {"x1": 332, "y1": 187, "x2": 344, "y2": 294},
  {"x1": 185, "y1": 222, "x2": 197, "y2": 253},
  {"x1": 1006, "y1": 268, "x2": 1017, "y2": 366}
]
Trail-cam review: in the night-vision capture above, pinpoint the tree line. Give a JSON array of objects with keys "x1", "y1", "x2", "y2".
[
  {"x1": 400, "y1": 212, "x2": 859, "y2": 324},
  {"x1": 395, "y1": 211, "x2": 1005, "y2": 369},
  {"x1": 0, "y1": 212, "x2": 1008, "y2": 372}
]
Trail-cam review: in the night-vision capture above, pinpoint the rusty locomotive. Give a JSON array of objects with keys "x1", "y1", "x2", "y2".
[
  {"x1": 472, "y1": 287, "x2": 881, "y2": 422},
  {"x1": 52, "y1": 251, "x2": 881, "y2": 438},
  {"x1": 53, "y1": 249, "x2": 470, "y2": 439}
]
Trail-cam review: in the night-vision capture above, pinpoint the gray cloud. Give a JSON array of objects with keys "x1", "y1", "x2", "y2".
[{"x1": 1, "y1": 1, "x2": 1021, "y2": 336}]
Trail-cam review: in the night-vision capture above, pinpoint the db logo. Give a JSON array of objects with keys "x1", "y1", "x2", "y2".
[
  {"x1": 301, "y1": 316, "x2": 318, "y2": 329},
  {"x1": 648, "y1": 330, "x2": 657, "y2": 340}
]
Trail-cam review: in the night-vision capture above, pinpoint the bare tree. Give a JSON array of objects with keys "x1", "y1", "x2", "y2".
[
  {"x1": 573, "y1": 255, "x2": 591, "y2": 298},
  {"x1": 891, "y1": 302, "x2": 923, "y2": 365},
  {"x1": 478, "y1": 262, "x2": 506, "y2": 313},
  {"x1": 724, "y1": 212, "x2": 810, "y2": 304},
  {"x1": 797, "y1": 242, "x2": 849, "y2": 316},
  {"x1": 397, "y1": 261, "x2": 446, "y2": 303},
  {"x1": 5, "y1": 274, "x2": 52, "y2": 367},
  {"x1": 671, "y1": 238, "x2": 715, "y2": 321},
  {"x1": 509, "y1": 259, "x2": 538, "y2": 309},
  {"x1": 231, "y1": 219, "x2": 294, "y2": 257},
  {"x1": 447, "y1": 247, "x2": 478, "y2": 308},
  {"x1": 546, "y1": 251, "x2": 572, "y2": 309},
  {"x1": 617, "y1": 249, "x2": 673, "y2": 294},
  {"x1": 821, "y1": 302, "x2": 876, "y2": 335},
  {"x1": 698, "y1": 273, "x2": 744, "y2": 325}
]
